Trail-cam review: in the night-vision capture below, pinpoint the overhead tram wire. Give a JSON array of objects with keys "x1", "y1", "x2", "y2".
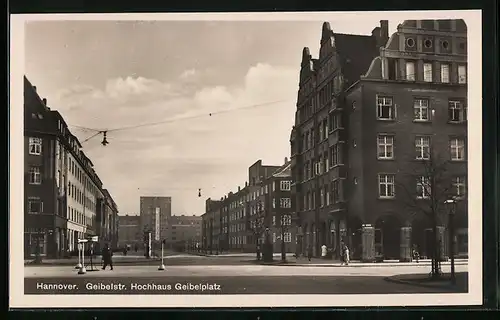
[{"x1": 72, "y1": 99, "x2": 292, "y2": 144}]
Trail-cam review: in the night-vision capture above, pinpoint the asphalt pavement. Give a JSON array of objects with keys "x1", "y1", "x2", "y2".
[
  {"x1": 25, "y1": 275, "x2": 466, "y2": 294},
  {"x1": 24, "y1": 262, "x2": 468, "y2": 294}
]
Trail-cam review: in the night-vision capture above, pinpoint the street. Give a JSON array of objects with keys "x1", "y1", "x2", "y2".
[{"x1": 24, "y1": 256, "x2": 469, "y2": 294}]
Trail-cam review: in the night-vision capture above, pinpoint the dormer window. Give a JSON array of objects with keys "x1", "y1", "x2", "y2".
[
  {"x1": 441, "y1": 40, "x2": 449, "y2": 50},
  {"x1": 424, "y1": 39, "x2": 433, "y2": 48}
]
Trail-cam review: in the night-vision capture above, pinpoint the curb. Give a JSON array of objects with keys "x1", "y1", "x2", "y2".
[
  {"x1": 24, "y1": 259, "x2": 161, "y2": 266},
  {"x1": 280, "y1": 262, "x2": 468, "y2": 268},
  {"x1": 383, "y1": 276, "x2": 460, "y2": 291}
]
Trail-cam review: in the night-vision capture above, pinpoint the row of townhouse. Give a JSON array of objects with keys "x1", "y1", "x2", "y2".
[
  {"x1": 24, "y1": 76, "x2": 119, "y2": 258},
  {"x1": 201, "y1": 159, "x2": 296, "y2": 254}
]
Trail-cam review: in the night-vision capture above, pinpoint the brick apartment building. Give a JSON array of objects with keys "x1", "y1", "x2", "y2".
[
  {"x1": 165, "y1": 214, "x2": 202, "y2": 251},
  {"x1": 24, "y1": 76, "x2": 119, "y2": 258},
  {"x1": 290, "y1": 20, "x2": 468, "y2": 261},
  {"x1": 202, "y1": 159, "x2": 296, "y2": 255},
  {"x1": 117, "y1": 214, "x2": 141, "y2": 249}
]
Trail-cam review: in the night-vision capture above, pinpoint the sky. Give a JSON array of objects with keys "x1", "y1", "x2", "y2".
[{"x1": 24, "y1": 18, "x2": 401, "y2": 216}]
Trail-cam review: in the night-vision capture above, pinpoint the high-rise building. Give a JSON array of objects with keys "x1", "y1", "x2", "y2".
[
  {"x1": 139, "y1": 196, "x2": 172, "y2": 242},
  {"x1": 290, "y1": 19, "x2": 468, "y2": 261}
]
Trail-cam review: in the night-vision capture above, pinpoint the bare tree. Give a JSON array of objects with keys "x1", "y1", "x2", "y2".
[{"x1": 396, "y1": 150, "x2": 458, "y2": 278}]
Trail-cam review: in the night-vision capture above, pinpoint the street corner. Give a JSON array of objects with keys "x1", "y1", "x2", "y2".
[{"x1": 383, "y1": 272, "x2": 468, "y2": 292}]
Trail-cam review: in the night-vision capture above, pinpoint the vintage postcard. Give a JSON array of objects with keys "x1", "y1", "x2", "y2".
[{"x1": 9, "y1": 10, "x2": 482, "y2": 308}]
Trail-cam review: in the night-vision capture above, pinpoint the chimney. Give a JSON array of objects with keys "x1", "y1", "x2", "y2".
[
  {"x1": 380, "y1": 20, "x2": 389, "y2": 45},
  {"x1": 42, "y1": 98, "x2": 47, "y2": 105},
  {"x1": 284, "y1": 157, "x2": 288, "y2": 164},
  {"x1": 33, "y1": 86, "x2": 37, "y2": 92},
  {"x1": 238, "y1": 186, "x2": 241, "y2": 192},
  {"x1": 372, "y1": 20, "x2": 389, "y2": 48},
  {"x1": 245, "y1": 181, "x2": 248, "y2": 187}
]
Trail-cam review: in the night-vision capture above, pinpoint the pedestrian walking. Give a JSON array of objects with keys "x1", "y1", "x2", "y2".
[
  {"x1": 101, "y1": 243, "x2": 114, "y2": 270},
  {"x1": 321, "y1": 244, "x2": 327, "y2": 259},
  {"x1": 344, "y1": 245, "x2": 350, "y2": 265},
  {"x1": 307, "y1": 245, "x2": 313, "y2": 262}
]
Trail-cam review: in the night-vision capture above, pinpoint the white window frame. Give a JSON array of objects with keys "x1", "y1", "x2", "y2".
[
  {"x1": 458, "y1": 65, "x2": 467, "y2": 84},
  {"x1": 280, "y1": 180, "x2": 291, "y2": 191},
  {"x1": 29, "y1": 137, "x2": 42, "y2": 155},
  {"x1": 450, "y1": 138, "x2": 465, "y2": 161},
  {"x1": 272, "y1": 215, "x2": 276, "y2": 226},
  {"x1": 423, "y1": 63, "x2": 433, "y2": 82},
  {"x1": 284, "y1": 232, "x2": 292, "y2": 243},
  {"x1": 377, "y1": 134, "x2": 394, "y2": 159},
  {"x1": 29, "y1": 167, "x2": 42, "y2": 185},
  {"x1": 415, "y1": 136, "x2": 431, "y2": 160},
  {"x1": 441, "y1": 64, "x2": 450, "y2": 83},
  {"x1": 448, "y1": 100, "x2": 467, "y2": 122},
  {"x1": 416, "y1": 176, "x2": 431, "y2": 199},
  {"x1": 281, "y1": 214, "x2": 292, "y2": 226},
  {"x1": 406, "y1": 61, "x2": 416, "y2": 81},
  {"x1": 280, "y1": 198, "x2": 291, "y2": 209},
  {"x1": 378, "y1": 174, "x2": 395, "y2": 198},
  {"x1": 453, "y1": 176, "x2": 466, "y2": 198},
  {"x1": 377, "y1": 96, "x2": 395, "y2": 120},
  {"x1": 320, "y1": 188, "x2": 325, "y2": 207},
  {"x1": 272, "y1": 198, "x2": 276, "y2": 208},
  {"x1": 414, "y1": 98, "x2": 430, "y2": 121},
  {"x1": 28, "y1": 198, "x2": 43, "y2": 214},
  {"x1": 272, "y1": 233, "x2": 276, "y2": 243}
]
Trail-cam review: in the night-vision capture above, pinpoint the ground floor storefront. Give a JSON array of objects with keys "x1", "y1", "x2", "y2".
[{"x1": 297, "y1": 213, "x2": 469, "y2": 261}]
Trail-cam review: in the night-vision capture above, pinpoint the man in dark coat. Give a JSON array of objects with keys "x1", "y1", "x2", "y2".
[{"x1": 101, "y1": 243, "x2": 113, "y2": 270}]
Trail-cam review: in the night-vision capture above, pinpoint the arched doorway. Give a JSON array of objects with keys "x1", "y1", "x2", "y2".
[
  {"x1": 375, "y1": 215, "x2": 401, "y2": 260},
  {"x1": 347, "y1": 216, "x2": 363, "y2": 260}
]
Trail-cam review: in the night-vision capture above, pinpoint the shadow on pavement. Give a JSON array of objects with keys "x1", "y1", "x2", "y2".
[{"x1": 384, "y1": 272, "x2": 468, "y2": 293}]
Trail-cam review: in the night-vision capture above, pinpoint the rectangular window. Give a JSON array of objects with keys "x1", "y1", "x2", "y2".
[
  {"x1": 377, "y1": 96, "x2": 395, "y2": 120},
  {"x1": 332, "y1": 181, "x2": 340, "y2": 203},
  {"x1": 272, "y1": 215, "x2": 276, "y2": 226},
  {"x1": 377, "y1": 134, "x2": 394, "y2": 159},
  {"x1": 441, "y1": 64, "x2": 450, "y2": 83},
  {"x1": 415, "y1": 136, "x2": 431, "y2": 160},
  {"x1": 414, "y1": 98, "x2": 430, "y2": 121},
  {"x1": 272, "y1": 198, "x2": 276, "y2": 208},
  {"x1": 272, "y1": 233, "x2": 276, "y2": 243},
  {"x1": 406, "y1": 61, "x2": 415, "y2": 81},
  {"x1": 448, "y1": 100, "x2": 467, "y2": 122},
  {"x1": 284, "y1": 232, "x2": 292, "y2": 243},
  {"x1": 453, "y1": 176, "x2": 467, "y2": 198},
  {"x1": 28, "y1": 198, "x2": 43, "y2": 213},
  {"x1": 378, "y1": 174, "x2": 395, "y2": 198},
  {"x1": 29, "y1": 167, "x2": 42, "y2": 184},
  {"x1": 280, "y1": 180, "x2": 291, "y2": 191},
  {"x1": 280, "y1": 198, "x2": 291, "y2": 209},
  {"x1": 423, "y1": 63, "x2": 433, "y2": 82},
  {"x1": 450, "y1": 138, "x2": 466, "y2": 161},
  {"x1": 29, "y1": 137, "x2": 42, "y2": 155},
  {"x1": 320, "y1": 188, "x2": 325, "y2": 207},
  {"x1": 416, "y1": 176, "x2": 431, "y2": 199},
  {"x1": 281, "y1": 215, "x2": 292, "y2": 226},
  {"x1": 458, "y1": 65, "x2": 467, "y2": 84}
]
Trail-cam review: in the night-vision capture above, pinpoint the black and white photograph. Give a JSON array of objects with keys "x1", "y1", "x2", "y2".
[{"x1": 10, "y1": 11, "x2": 482, "y2": 308}]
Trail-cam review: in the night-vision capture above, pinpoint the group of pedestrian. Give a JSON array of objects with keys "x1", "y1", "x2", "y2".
[{"x1": 298, "y1": 243, "x2": 350, "y2": 265}]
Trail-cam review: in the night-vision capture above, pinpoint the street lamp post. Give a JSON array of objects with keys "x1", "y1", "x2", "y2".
[
  {"x1": 444, "y1": 198, "x2": 457, "y2": 285},
  {"x1": 280, "y1": 215, "x2": 287, "y2": 262}
]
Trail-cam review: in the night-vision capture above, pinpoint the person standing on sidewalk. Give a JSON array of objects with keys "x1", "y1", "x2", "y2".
[
  {"x1": 101, "y1": 243, "x2": 114, "y2": 270},
  {"x1": 343, "y1": 245, "x2": 350, "y2": 265},
  {"x1": 307, "y1": 245, "x2": 313, "y2": 262}
]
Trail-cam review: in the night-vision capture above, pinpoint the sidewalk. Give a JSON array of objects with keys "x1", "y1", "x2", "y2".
[
  {"x1": 24, "y1": 254, "x2": 160, "y2": 266},
  {"x1": 258, "y1": 257, "x2": 468, "y2": 268},
  {"x1": 384, "y1": 272, "x2": 468, "y2": 291},
  {"x1": 189, "y1": 252, "x2": 295, "y2": 258}
]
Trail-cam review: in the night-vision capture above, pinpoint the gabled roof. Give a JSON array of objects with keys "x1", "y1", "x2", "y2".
[
  {"x1": 333, "y1": 33, "x2": 379, "y2": 87},
  {"x1": 271, "y1": 161, "x2": 292, "y2": 178}
]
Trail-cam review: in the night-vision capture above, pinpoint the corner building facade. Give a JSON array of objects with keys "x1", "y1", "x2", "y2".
[{"x1": 291, "y1": 20, "x2": 468, "y2": 261}]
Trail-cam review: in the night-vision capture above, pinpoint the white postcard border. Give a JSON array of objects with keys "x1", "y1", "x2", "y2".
[{"x1": 10, "y1": 10, "x2": 483, "y2": 308}]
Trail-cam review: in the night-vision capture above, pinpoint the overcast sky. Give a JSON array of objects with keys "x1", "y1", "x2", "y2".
[{"x1": 25, "y1": 18, "x2": 401, "y2": 216}]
